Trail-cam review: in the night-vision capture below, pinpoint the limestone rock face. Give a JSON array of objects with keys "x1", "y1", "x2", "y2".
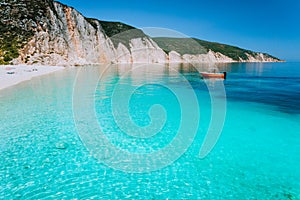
[
  {"x1": 116, "y1": 43, "x2": 131, "y2": 63},
  {"x1": 243, "y1": 53, "x2": 280, "y2": 62},
  {"x1": 169, "y1": 51, "x2": 183, "y2": 63},
  {"x1": 130, "y1": 38, "x2": 167, "y2": 63},
  {"x1": 180, "y1": 50, "x2": 234, "y2": 63},
  {"x1": 14, "y1": 2, "x2": 117, "y2": 65},
  {"x1": 0, "y1": 0, "x2": 282, "y2": 65}
]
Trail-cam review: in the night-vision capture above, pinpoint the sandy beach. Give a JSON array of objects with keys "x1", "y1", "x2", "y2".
[{"x1": 0, "y1": 65, "x2": 65, "y2": 90}]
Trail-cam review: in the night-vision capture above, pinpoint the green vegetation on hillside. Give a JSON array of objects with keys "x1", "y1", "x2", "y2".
[
  {"x1": 152, "y1": 37, "x2": 207, "y2": 55},
  {"x1": 87, "y1": 18, "x2": 281, "y2": 61},
  {"x1": 1, "y1": 0, "x2": 280, "y2": 64},
  {"x1": 94, "y1": 20, "x2": 148, "y2": 49},
  {"x1": 195, "y1": 38, "x2": 256, "y2": 60},
  {"x1": 0, "y1": 0, "x2": 54, "y2": 64},
  {"x1": 97, "y1": 21, "x2": 138, "y2": 37},
  {"x1": 153, "y1": 37, "x2": 280, "y2": 61},
  {"x1": 0, "y1": 21, "x2": 33, "y2": 64}
]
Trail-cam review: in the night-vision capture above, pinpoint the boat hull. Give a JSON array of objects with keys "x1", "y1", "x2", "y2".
[{"x1": 200, "y1": 72, "x2": 225, "y2": 79}]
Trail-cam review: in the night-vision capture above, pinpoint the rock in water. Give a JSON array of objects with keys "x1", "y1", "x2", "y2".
[{"x1": 55, "y1": 141, "x2": 68, "y2": 150}]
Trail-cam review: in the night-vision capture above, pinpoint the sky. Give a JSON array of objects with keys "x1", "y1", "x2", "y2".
[{"x1": 58, "y1": 0, "x2": 300, "y2": 61}]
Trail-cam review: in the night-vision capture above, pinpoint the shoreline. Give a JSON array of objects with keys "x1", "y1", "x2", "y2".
[
  {"x1": 0, "y1": 60, "x2": 286, "y2": 91},
  {"x1": 0, "y1": 65, "x2": 65, "y2": 91}
]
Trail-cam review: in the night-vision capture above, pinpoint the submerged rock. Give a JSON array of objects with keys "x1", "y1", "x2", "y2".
[{"x1": 55, "y1": 141, "x2": 68, "y2": 150}]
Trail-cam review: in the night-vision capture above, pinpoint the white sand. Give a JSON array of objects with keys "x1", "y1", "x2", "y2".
[{"x1": 0, "y1": 65, "x2": 65, "y2": 90}]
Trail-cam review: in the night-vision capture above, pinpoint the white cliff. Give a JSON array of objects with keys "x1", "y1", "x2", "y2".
[
  {"x1": 1, "y1": 0, "x2": 281, "y2": 66},
  {"x1": 179, "y1": 50, "x2": 235, "y2": 63},
  {"x1": 242, "y1": 53, "x2": 280, "y2": 62},
  {"x1": 168, "y1": 51, "x2": 183, "y2": 63},
  {"x1": 16, "y1": 2, "x2": 117, "y2": 66},
  {"x1": 129, "y1": 38, "x2": 167, "y2": 63},
  {"x1": 10, "y1": 1, "x2": 170, "y2": 65}
]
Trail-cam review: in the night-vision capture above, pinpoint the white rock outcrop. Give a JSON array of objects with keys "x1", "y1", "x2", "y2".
[
  {"x1": 168, "y1": 51, "x2": 183, "y2": 63},
  {"x1": 15, "y1": 2, "x2": 117, "y2": 65},
  {"x1": 9, "y1": 1, "x2": 280, "y2": 66},
  {"x1": 180, "y1": 50, "x2": 235, "y2": 64}
]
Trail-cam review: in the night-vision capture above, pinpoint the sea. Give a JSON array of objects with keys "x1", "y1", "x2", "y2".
[{"x1": 0, "y1": 62, "x2": 299, "y2": 199}]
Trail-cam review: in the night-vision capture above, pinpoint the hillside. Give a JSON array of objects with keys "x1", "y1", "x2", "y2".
[
  {"x1": 95, "y1": 20, "x2": 148, "y2": 49},
  {"x1": 0, "y1": 0, "x2": 282, "y2": 65},
  {"x1": 0, "y1": 0, "x2": 55, "y2": 64},
  {"x1": 153, "y1": 37, "x2": 281, "y2": 62}
]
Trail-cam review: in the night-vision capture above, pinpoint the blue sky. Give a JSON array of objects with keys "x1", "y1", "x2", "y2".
[{"x1": 58, "y1": 0, "x2": 300, "y2": 61}]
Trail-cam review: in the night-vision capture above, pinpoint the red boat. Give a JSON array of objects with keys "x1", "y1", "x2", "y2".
[{"x1": 200, "y1": 72, "x2": 227, "y2": 79}]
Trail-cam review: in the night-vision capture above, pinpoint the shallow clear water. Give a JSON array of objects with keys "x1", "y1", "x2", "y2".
[{"x1": 0, "y1": 62, "x2": 300, "y2": 199}]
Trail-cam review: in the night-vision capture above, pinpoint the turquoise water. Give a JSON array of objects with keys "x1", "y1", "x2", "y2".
[{"x1": 0, "y1": 62, "x2": 300, "y2": 199}]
